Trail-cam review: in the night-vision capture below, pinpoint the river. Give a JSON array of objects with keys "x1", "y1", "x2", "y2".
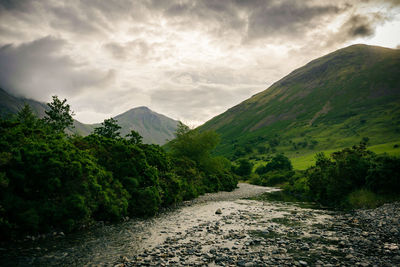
[{"x1": 2, "y1": 183, "x2": 399, "y2": 266}]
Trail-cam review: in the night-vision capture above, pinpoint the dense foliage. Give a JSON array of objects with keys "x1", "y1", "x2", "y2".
[
  {"x1": 0, "y1": 101, "x2": 237, "y2": 240},
  {"x1": 280, "y1": 143, "x2": 400, "y2": 208},
  {"x1": 303, "y1": 143, "x2": 400, "y2": 207},
  {"x1": 249, "y1": 143, "x2": 400, "y2": 208},
  {"x1": 250, "y1": 154, "x2": 294, "y2": 186}
]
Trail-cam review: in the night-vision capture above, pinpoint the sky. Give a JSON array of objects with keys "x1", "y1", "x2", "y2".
[{"x1": 0, "y1": 0, "x2": 399, "y2": 126}]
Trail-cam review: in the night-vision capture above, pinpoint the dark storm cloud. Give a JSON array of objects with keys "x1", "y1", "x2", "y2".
[
  {"x1": 0, "y1": 36, "x2": 113, "y2": 101},
  {"x1": 345, "y1": 14, "x2": 376, "y2": 37},
  {"x1": 323, "y1": 12, "x2": 386, "y2": 47}
]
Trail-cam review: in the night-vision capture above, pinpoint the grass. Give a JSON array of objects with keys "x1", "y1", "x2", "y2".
[{"x1": 289, "y1": 141, "x2": 400, "y2": 170}]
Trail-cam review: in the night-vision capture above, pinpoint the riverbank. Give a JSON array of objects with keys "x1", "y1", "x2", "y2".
[
  {"x1": 2, "y1": 184, "x2": 399, "y2": 266},
  {"x1": 116, "y1": 188, "x2": 400, "y2": 266}
]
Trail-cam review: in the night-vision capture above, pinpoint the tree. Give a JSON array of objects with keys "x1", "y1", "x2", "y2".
[
  {"x1": 235, "y1": 159, "x2": 253, "y2": 176},
  {"x1": 169, "y1": 123, "x2": 220, "y2": 165},
  {"x1": 43, "y1": 96, "x2": 74, "y2": 133},
  {"x1": 17, "y1": 104, "x2": 37, "y2": 128},
  {"x1": 94, "y1": 118, "x2": 121, "y2": 139},
  {"x1": 127, "y1": 130, "x2": 143, "y2": 144},
  {"x1": 175, "y1": 121, "x2": 190, "y2": 138}
]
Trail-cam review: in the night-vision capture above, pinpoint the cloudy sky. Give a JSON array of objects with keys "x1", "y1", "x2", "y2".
[{"x1": 0, "y1": 0, "x2": 399, "y2": 125}]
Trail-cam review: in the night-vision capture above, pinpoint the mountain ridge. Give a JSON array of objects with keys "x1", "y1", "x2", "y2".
[{"x1": 0, "y1": 88, "x2": 178, "y2": 145}]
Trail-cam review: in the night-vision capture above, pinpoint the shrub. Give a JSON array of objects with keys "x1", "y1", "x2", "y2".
[
  {"x1": 346, "y1": 189, "x2": 381, "y2": 209},
  {"x1": 256, "y1": 154, "x2": 292, "y2": 175}
]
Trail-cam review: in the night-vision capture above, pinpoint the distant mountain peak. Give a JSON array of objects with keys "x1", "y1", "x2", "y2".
[{"x1": 0, "y1": 90, "x2": 178, "y2": 145}]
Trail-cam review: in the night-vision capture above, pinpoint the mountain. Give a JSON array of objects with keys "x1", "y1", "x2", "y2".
[
  {"x1": 199, "y1": 44, "x2": 400, "y2": 159},
  {"x1": 0, "y1": 88, "x2": 48, "y2": 118},
  {"x1": 0, "y1": 88, "x2": 178, "y2": 145},
  {"x1": 0, "y1": 88, "x2": 96, "y2": 135},
  {"x1": 94, "y1": 107, "x2": 179, "y2": 145}
]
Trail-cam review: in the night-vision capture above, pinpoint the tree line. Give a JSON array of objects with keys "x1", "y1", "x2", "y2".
[{"x1": 0, "y1": 96, "x2": 238, "y2": 240}]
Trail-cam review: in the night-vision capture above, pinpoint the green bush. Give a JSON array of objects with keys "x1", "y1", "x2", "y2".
[
  {"x1": 234, "y1": 159, "x2": 253, "y2": 177},
  {"x1": 255, "y1": 154, "x2": 292, "y2": 175},
  {"x1": 366, "y1": 154, "x2": 400, "y2": 194},
  {"x1": 305, "y1": 142, "x2": 400, "y2": 208}
]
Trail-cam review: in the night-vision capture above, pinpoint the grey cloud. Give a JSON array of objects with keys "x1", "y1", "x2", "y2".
[
  {"x1": 246, "y1": 2, "x2": 341, "y2": 40},
  {"x1": 323, "y1": 13, "x2": 386, "y2": 47},
  {"x1": 49, "y1": 4, "x2": 108, "y2": 36},
  {"x1": 0, "y1": 0, "x2": 34, "y2": 13},
  {"x1": 104, "y1": 39, "x2": 152, "y2": 62},
  {"x1": 162, "y1": 0, "x2": 246, "y2": 36},
  {"x1": 344, "y1": 14, "x2": 376, "y2": 37},
  {"x1": 0, "y1": 36, "x2": 113, "y2": 101}
]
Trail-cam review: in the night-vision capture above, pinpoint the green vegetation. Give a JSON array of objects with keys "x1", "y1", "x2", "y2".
[
  {"x1": 291, "y1": 141, "x2": 400, "y2": 170},
  {"x1": 249, "y1": 154, "x2": 295, "y2": 187},
  {"x1": 0, "y1": 99, "x2": 237, "y2": 240},
  {"x1": 247, "y1": 141, "x2": 400, "y2": 209},
  {"x1": 198, "y1": 45, "x2": 400, "y2": 164},
  {"x1": 257, "y1": 142, "x2": 399, "y2": 209}
]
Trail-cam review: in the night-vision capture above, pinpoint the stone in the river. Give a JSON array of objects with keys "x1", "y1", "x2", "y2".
[{"x1": 215, "y1": 209, "x2": 222, "y2": 215}]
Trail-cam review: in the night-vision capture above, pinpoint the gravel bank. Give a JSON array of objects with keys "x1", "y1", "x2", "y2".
[{"x1": 115, "y1": 187, "x2": 400, "y2": 267}]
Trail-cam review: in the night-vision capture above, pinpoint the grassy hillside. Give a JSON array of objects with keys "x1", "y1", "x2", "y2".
[{"x1": 199, "y1": 44, "x2": 400, "y2": 162}]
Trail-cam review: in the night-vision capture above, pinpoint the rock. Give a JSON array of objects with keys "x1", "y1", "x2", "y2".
[
  {"x1": 299, "y1": 260, "x2": 308, "y2": 266},
  {"x1": 120, "y1": 256, "x2": 129, "y2": 262},
  {"x1": 383, "y1": 243, "x2": 399, "y2": 251},
  {"x1": 215, "y1": 209, "x2": 222, "y2": 215}
]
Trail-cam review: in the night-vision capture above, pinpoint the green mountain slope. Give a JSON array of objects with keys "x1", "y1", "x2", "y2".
[
  {"x1": 199, "y1": 44, "x2": 400, "y2": 159},
  {"x1": 0, "y1": 88, "x2": 178, "y2": 145}
]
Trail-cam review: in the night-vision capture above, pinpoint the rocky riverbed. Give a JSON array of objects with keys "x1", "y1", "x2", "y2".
[{"x1": 2, "y1": 183, "x2": 400, "y2": 266}]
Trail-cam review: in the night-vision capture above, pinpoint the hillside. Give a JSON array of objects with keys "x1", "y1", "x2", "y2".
[
  {"x1": 199, "y1": 44, "x2": 400, "y2": 160},
  {"x1": 0, "y1": 89, "x2": 178, "y2": 145}
]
